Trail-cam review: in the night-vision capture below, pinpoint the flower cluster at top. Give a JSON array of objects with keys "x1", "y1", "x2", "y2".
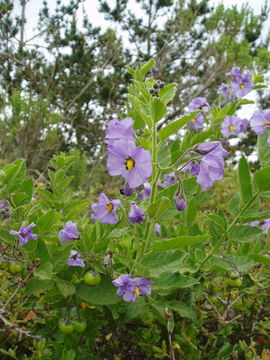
[{"x1": 112, "y1": 274, "x2": 152, "y2": 302}]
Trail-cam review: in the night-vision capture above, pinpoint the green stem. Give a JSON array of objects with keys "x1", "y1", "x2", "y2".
[{"x1": 198, "y1": 192, "x2": 259, "y2": 269}]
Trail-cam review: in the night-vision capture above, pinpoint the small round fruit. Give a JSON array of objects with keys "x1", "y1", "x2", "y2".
[
  {"x1": 72, "y1": 319, "x2": 87, "y2": 333},
  {"x1": 228, "y1": 278, "x2": 243, "y2": 288},
  {"x1": 83, "y1": 271, "x2": 101, "y2": 286},
  {"x1": 228, "y1": 271, "x2": 240, "y2": 280},
  {"x1": 58, "y1": 320, "x2": 74, "y2": 334},
  {"x1": 9, "y1": 262, "x2": 24, "y2": 274}
]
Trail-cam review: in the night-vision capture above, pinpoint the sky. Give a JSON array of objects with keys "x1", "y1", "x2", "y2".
[{"x1": 15, "y1": 0, "x2": 270, "y2": 43}]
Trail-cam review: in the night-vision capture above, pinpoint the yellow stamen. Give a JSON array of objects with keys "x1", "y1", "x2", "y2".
[
  {"x1": 125, "y1": 157, "x2": 135, "y2": 171},
  {"x1": 106, "y1": 203, "x2": 114, "y2": 212},
  {"x1": 239, "y1": 84, "x2": 245, "y2": 89},
  {"x1": 263, "y1": 122, "x2": 270, "y2": 127},
  {"x1": 134, "y1": 287, "x2": 140, "y2": 295},
  {"x1": 229, "y1": 125, "x2": 235, "y2": 131},
  {"x1": 191, "y1": 118, "x2": 197, "y2": 123}
]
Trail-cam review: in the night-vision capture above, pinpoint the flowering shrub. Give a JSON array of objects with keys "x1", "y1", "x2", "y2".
[{"x1": 1, "y1": 59, "x2": 270, "y2": 359}]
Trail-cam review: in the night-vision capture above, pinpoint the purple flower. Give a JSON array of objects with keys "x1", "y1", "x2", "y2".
[
  {"x1": 0, "y1": 200, "x2": 8, "y2": 208},
  {"x1": 225, "y1": 67, "x2": 241, "y2": 78},
  {"x1": 67, "y1": 250, "x2": 85, "y2": 268},
  {"x1": 9, "y1": 222, "x2": 38, "y2": 247},
  {"x1": 188, "y1": 113, "x2": 205, "y2": 130},
  {"x1": 250, "y1": 110, "x2": 270, "y2": 144},
  {"x1": 262, "y1": 218, "x2": 270, "y2": 235},
  {"x1": 107, "y1": 140, "x2": 152, "y2": 188},
  {"x1": 183, "y1": 161, "x2": 200, "y2": 176},
  {"x1": 137, "y1": 182, "x2": 151, "y2": 202},
  {"x1": 158, "y1": 172, "x2": 177, "y2": 188},
  {"x1": 128, "y1": 203, "x2": 146, "y2": 224},
  {"x1": 105, "y1": 118, "x2": 134, "y2": 146},
  {"x1": 231, "y1": 73, "x2": 253, "y2": 97},
  {"x1": 120, "y1": 183, "x2": 134, "y2": 197},
  {"x1": 195, "y1": 141, "x2": 221, "y2": 155},
  {"x1": 196, "y1": 142, "x2": 228, "y2": 191},
  {"x1": 150, "y1": 66, "x2": 158, "y2": 74},
  {"x1": 91, "y1": 193, "x2": 120, "y2": 224},
  {"x1": 246, "y1": 220, "x2": 260, "y2": 227},
  {"x1": 155, "y1": 223, "x2": 161, "y2": 234},
  {"x1": 175, "y1": 196, "x2": 187, "y2": 211},
  {"x1": 218, "y1": 83, "x2": 231, "y2": 98},
  {"x1": 221, "y1": 116, "x2": 248, "y2": 137},
  {"x1": 112, "y1": 274, "x2": 152, "y2": 302},
  {"x1": 59, "y1": 221, "x2": 79, "y2": 243},
  {"x1": 188, "y1": 97, "x2": 210, "y2": 113}
]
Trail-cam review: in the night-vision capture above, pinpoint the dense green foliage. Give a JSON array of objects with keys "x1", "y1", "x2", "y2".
[{"x1": 0, "y1": 59, "x2": 270, "y2": 359}]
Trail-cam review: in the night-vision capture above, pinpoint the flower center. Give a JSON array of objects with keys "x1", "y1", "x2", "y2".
[
  {"x1": 106, "y1": 203, "x2": 114, "y2": 212},
  {"x1": 229, "y1": 125, "x2": 235, "y2": 131},
  {"x1": 263, "y1": 122, "x2": 270, "y2": 127},
  {"x1": 191, "y1": 118, "x2": 197, "y2": 123},
  {"x1": 19, "y1": 231, "x2": 26, "y2": 237},
  {"x1": 239, "y1": 84, "x2": 245, "y2": 89},
  {"x1": 134, "y1": 287, "x2": 140, "y2": 295},
  {"x1": 125, "y1": 157, "x2": 135, "y2": 171}
]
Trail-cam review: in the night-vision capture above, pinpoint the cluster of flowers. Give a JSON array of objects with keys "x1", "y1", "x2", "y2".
[
  {"x1": 91, "y1": 118, "x2": 153, "y2": 225},
  {"x1": 219, "y1": 66, "x2": 254, "y2": 99}
]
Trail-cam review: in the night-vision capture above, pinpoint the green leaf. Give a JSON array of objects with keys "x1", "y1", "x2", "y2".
[
  {"x1": 248, "y1": 254, "x2": 270, "y2": 265},
  {"x1": 56, "y1": 279, "x2": 76, "y2": 297},
  {"x1": 152, "y1": 235, "x2": 208, "y2": 252},
  {"x1": 147, "y1": 197, "x2": 171, "y2": 220},
  {"x1": 150, "y1": 97, "x2": 167, "y2": 123},
  {"x1": 137, "y1": 136, "x2": 151, "y2": 150},
  {"x1": 152, "y1": 272, "x2": 199, "y2": 290},
  {"x1": 77, "y1": 276, "x2": 121, "y2": 305},
  {"x1": 217, "y1": 343, "x2": 233, "y2": 360},
  {"x1": 168, "y1": 301, "x2": 198, "y2": 323},
  {"x1": 37, "y1": 210, "x2": 61, "y2": 233},
  {"x1": 53, "y1": 244, "x2": 73, "y2": 272},
  {"x1": 60, "y1": 349, "x2": 76, "y2": 360},
  {"x1": 255, "y1": 167, "x2": 270, "y2": 192},
  {"x1": 135, "y1": 59, "x2": 155, "y2": 81},
  {"x1": 159, "y1": 83, "x2": 177, "y2": 105},
  {"x1": 159, "y1": 111, "x2": 199, "y2": 140},
  {"x1": 3, "y1": 160, "x2": 26, "y2": 191},
  {"x1": 238, "y1": 156, "x2": 252, "y2": 205},
  {"x1": 24, "y1": 278, "x2": 54, "y2": 295},
  {"x1": 141, "y1": 250, "x2": 187, "y2": 276},
  {"x1": 258, "y1": 131, "x2": 270, "y2": 167},
  {"x1": 34, "y1": 262, "x2": 53, "y2": 280},
  {"x1": 226, "y1": 254, "x2": 255, "y2": 272},
  {"x1": 229, "y1": 225, "x2": 262, "y2": 242},
  {"x1": 157, "y1": 143, "x2": 171, "y2": 167}
]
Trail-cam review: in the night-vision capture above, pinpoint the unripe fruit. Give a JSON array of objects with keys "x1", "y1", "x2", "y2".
[
  {"x1": 228, "y1": 278, "x2": 243, "y2": 288},
  {"x1": 228, "y1": 271, "x2": 240, "y2": 280},
  {"x1": 9, "y1": 262, "x2": 24, "y2": 274},
  {"x1": 72, "y1": 319, "x2": 87, "y2": 333},
  {"x1": 83, "y1": 271, "x2": 101, "y2": 286},
  {"x1": 58, "y1": 320, "x2": 74, "y2": 334}
]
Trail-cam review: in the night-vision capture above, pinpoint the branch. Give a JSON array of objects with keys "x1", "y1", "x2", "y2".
[{"x1": 0, "y1": 309, "x2": 41, "y2": 341}]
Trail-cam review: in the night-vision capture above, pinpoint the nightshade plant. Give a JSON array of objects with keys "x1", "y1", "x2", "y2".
[{"x1": 1, "y1": 59, "x2": 270, "y2": 359}]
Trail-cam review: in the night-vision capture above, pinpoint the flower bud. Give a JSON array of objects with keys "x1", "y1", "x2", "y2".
[
  {"x1": 175, "y1": 197, "x2": 187, "y2": 211},
  {"x1": 120, "y1": 183, "x2": 134, "y2": 197},
  {"x1": 195, "y1": 141, "x2": 220, "y2": 155}
]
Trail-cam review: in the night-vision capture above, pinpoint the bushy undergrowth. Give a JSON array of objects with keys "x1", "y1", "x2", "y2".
[{"x1": 1, "y1": 60, "x2": 270, "y2": 360}]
